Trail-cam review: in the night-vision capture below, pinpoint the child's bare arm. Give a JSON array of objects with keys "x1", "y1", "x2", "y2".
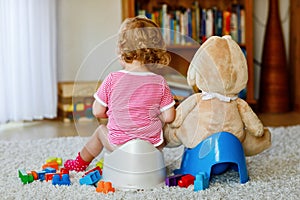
[
  {"x1": 159, "y1": 107, "x2": 175, "y2": 123},
  {"x1": 92, "y1": 100, "x2": 108, "y2": 118}
]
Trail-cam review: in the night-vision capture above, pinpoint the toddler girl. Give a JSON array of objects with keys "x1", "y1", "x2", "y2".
[{"x1": 64, "y1": 17, "x2": 176, "y2": 171}]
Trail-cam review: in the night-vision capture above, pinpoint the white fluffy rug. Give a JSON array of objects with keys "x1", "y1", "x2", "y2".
[{"x1": 0, "y1": 126, "x2": 299, "y2": 200}]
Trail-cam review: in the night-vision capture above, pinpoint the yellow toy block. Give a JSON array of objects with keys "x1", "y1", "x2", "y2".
[
  {"x1": 46, "y1": 157, "x2": 62, "y2": 166},
  {"x1": 96, "y1": 158, "x2": 104, "y2": 169}
]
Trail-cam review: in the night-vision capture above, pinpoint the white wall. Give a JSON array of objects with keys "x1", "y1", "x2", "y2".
[
  {"x1": 253, "y1": 0, "x2": 290, "y2": 99},
  {"x1": 57, "y1": 0, "x2": 122, "y2": 81}
]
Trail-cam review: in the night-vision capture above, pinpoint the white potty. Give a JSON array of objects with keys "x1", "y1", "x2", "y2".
[{"x1": 102, "y1": 139, "x2": 166, "y2": 189}]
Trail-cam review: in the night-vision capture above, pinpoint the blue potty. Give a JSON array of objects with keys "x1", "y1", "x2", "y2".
[{"x1": 174, "y1": 132, "x2": 249, "y2": 186}]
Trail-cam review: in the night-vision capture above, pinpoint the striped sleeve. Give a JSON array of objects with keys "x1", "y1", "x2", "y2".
[
  {"x1": 160, "y1": 78, "x2": 175, "y2": 112},
  {"x1": 94, "y1": 73, "x2": 113, "y2": 107}
]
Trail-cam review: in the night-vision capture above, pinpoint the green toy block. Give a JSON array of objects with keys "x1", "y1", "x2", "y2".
[{"x1": 18, "y1": 169, "x2": 34, "y2": 184}]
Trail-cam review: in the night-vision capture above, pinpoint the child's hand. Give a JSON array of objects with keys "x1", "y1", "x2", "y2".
[
  {"x1": 92, "y1": 100, "x2": 108, "y2": 118},
  {"x1": 159, "y1": 107, "x2": 175, "y2": 124}
]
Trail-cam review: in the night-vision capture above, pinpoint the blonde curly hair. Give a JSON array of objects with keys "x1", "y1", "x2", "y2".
[{"x1": 117, "y1": 16, "x2": 170, "y2": 66}]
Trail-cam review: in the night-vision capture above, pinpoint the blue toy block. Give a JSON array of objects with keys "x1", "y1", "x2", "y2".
[
  {"x1": 37, "y1": 171, "x2": 46, "y2": 181},
  {"x1": 79, "y1": 170, "x2": 101, "y2": 185},
  {"x1": 18, "y1": 169, "x2": 34, "y2": 184},
  {"x1": 174, "y1": 132, "x2": 249, "y2": 184},
  {"x1": 52, "y1": 174, "x2": 71, "y2": 186},
  {"x1": 43, "y1": 167, "x2": 56, "y2": 173},
  {"x1": 194, "y1": 172, "x2": 209, "y2": 191}
]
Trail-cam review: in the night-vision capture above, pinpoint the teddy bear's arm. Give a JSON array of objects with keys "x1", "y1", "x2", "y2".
[
  {"x1": 237, "y1": 98, "x2": 264, "y2": 137},
  {"x1": 169, "y1": 93, "x2": 199, "y2": 128},
  {"x1": 163, "y1": 124, "x2": 183, "y2": 147}
]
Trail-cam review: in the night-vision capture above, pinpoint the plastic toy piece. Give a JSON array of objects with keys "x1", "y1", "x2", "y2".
[
  {"x1": 79, "y1": 170, "x2": 101, "y2": 185},
  {"x1": 18, "y1": 169, "x2": 34, "y2": 184},
  {"x1": 178, "y1": 174, "x2": 195, "y2": 188},
  {"x1": 52, "y1": 174, "x2": 71, "y2": 186},
  {"x1": 46, "y1": 157, "x2": 63, "y2": 166},
  {"x1": 45, "y1": 173, "x2": 57, "y2": 182},
  {"x1": 96, "y1": 181, "x2": 115, "y2": 194},
  {"x1": 84, "y1": 166, "x2": 102, "y2": 176},
  {"x1": 60, "y1": 168, "x2": 69, "y2": 175},
  {"x1": 42, "y1": 162, "x2": 59, "y2": 170},
  {"x1": 174, "y1": 132, "x2": 249, "y2": 185},
  {"x1": 165, "y1": 174, "x2": 184, "y2": 187},
  {"x1": 31, "y1": 171, "x2": 38, "y2": 180},
  {"x1": 194, "y1": 172, "x2": 209, "y2": 191},
  {"x1": 43, "y1": 167, "x2": 56, "y2": 173},
  {"x1": 95, "y1": 158, "x2": 104, "y2": 169},
  {"x1": 37, "y1": 171, "x2": 46, "y2": 181}
]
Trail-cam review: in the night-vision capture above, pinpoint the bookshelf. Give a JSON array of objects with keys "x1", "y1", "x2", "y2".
[{"x1": 122, "y1": 0, "x2": 255, "y2": 105}]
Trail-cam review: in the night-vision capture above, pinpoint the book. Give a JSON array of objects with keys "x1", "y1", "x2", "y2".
[
  {"x1": 223, "y1": 10, "x2": 231, "y2": 35},
  {"x1": 214, "y1": 9, "x2": 223, "y2": 36},
  {"x1": 230, "y1": 8, "x2": 238, "y2": 42},
  {"x1": 200, "y1": 8, "x2": 207, "y2": 43},
  {"x1": 206, "y1": 9, "x2": 214, "y2": 39},
  {"x1": 240, "y1": 8, "x2": 246, "y2": 44},
  {"x1": 161, "y1": 4, "x2": 170, "y2": 44},
  {"x1": 194, "y1": 1, "x2": 201, "y2": 42}
]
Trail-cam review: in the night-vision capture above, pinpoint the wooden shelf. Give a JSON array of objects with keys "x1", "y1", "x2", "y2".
[{"x1": 121, "y1": 0, "x2": 255, "y2": 105}]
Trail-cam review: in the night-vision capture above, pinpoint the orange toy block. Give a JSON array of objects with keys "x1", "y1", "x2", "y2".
[
  {"x1": 42, "y1": 162, "x2": 59, "y2": 170},
  {"x1": 31, "y1": 171, "x2": 38, "y2": 180},
  {"x1": 96, "y1": 181, "x2": 115, "y2": 194}
]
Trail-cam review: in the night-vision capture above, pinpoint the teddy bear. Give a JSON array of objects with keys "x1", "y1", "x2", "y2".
[{"x1": 164, "y1": 35, "x2": 271, "y2": 156}]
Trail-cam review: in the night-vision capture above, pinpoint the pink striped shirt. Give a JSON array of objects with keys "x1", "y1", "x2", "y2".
[{"x1": 94, "y1": 70, "x2": 175, "y2": 146}]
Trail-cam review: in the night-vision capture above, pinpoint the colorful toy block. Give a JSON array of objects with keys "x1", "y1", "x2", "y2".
[
  {"x1": 42, "y1": 162, "x2": 59, "y2": 170},
  {"x1": 79, "y1": 170, "x2": 101, "y2": 185},
  {"x1": 46, "y1": 157, "x2": 62, "y2": 166},
  {"x1": 60, "y1": 168, "x2": 69, "y2": 175},
  {"x1": 84, "y1": 166, "x2": 102, "y2": 176},
  {"x1": 178, "y1": 174, "x2": 195, "y2": 188},
  {"x1": 18, "y1": 169, "x2": 34, "y2": 184},
  {"x1": 37, "y1": 171, "x2": 46, "y2": 181},
  {"x1": 31, "y1": 171, "x2": 38, "y2": 180},
  {"x1": 52, "y1": 174, "x2": 71, "y2": 186},
  {"x1": 95, "y1": 158, "x2": 104, "y2": 169},
  {"x1": 194, "y1": 172, "x2": 209, "y2": 191},
  {"x1": 165, "y1": 174, "x2": 184, "y2": 187},
  {"x1": 96, "y1": 181, "x2": 115, "y2": 194},
  {"x1": 45, "y1": 173, "x2": 57, "y2": 182},
  {"x1": 43, "y1": 167, "x2": 56, "y2": 173}
]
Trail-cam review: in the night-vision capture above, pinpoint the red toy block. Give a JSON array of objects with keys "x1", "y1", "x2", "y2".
[
  {"x1": 96, "y1": 181, "x2": 115, "y2": 194},
  {"x1": 60, "y1": 168, "x2": 69, "y2": 175},
  {"x1": 45, "y1": 173, "x2": 58, "y2": 182},
  {"x1": 178, "y1": 174, "x2": 195, "y2": 188},
  {"x1": 42, "y1": 162, "x2": 59, "y2": 170},
  {"x1": 84, "y1": 166, "x2": 102, "y2": 176},
  {"x1": 165, "y1": 174, "x2": 184, "y2": 187}
]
